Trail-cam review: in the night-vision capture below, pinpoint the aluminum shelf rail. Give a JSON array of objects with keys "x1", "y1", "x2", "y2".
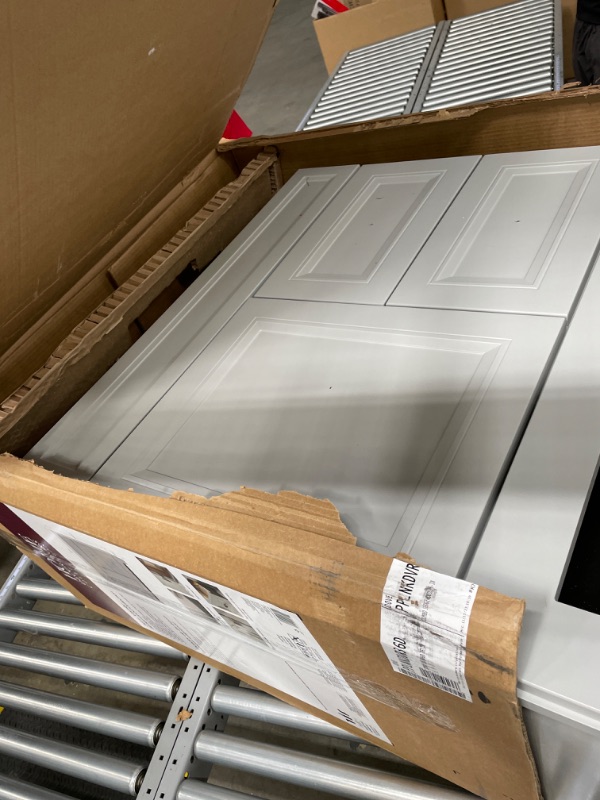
[
  {"x1": 298, "y1": 25, "x2": 439, "y2": 130},
  {"x1": 299, "y1": 0, "x2": 562, "y2": 129},
  {"x1": 0, "y1": 564, "x2": 469, "y2": 799}
]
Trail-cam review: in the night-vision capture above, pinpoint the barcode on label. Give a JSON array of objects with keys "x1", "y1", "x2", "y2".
[
  {"x1": 272, "y1": 609, "x2": 296, "y2": 626},
  {"x1": 419, "y1": 669, "x2": 466, "y2": 699}
]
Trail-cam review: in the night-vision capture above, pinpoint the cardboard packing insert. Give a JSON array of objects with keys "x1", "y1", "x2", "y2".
[{"x1": 0, "y1": 454, "x2": 541, "y2": 800}]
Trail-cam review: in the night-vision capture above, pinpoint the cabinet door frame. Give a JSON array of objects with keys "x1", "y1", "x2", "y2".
[
  {"x1": 94, "y1": 298, "x2": 564, "y2": 577},
  {"x1": 256, "y1": 157, "x2": 480, "y2": 305},
  {"x1": 31, "y1": 166, "x2": 359, "y2": 477},
  {"x1": 387, "y1": 147, "x2": 600, "y2": 317},
  {"x1": 467, "y1": 253, "x2": 600, "y2": 731}
]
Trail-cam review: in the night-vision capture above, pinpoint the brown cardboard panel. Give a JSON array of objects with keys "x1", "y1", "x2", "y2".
[
  {"x1": 0, "y1": 151, "x2": 238, "y2": 400},
  {"x1": 0, "y1": 455, "x2": 541, "y2": 800},
  {"x1": 0, "y1": 0, "x2": 275, "y2": 365},
  {"x1": 444, "y1": 0, "x2": 516, "y2": 17},
  {"x1": 223, "y1": 87, "x2": 600, "y2": 180},
  {"x1": 314, "y1": 0, "x2": 445, "y2": 73},
  {"x1": 0, "y1": 152, "x2": 281, "y2": 456}
]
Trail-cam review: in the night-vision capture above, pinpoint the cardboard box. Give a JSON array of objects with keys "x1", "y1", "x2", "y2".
[
  {"x1": 0, "y1": 454, "x2": 541, "y2": 800},
  {"x1": 313, "y1": 0, "x2": 446, "y2": 73},
  {"x1": 444, "y1": 0, "x2": 517, "y2": 16},
  {"x1": 0, "y1": 1, "x2": 276, "y2": 400}
]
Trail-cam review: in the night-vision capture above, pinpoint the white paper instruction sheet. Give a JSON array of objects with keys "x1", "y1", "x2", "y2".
[{"x1": 8, "y1": 506, "x2": 390, "y2": 743}]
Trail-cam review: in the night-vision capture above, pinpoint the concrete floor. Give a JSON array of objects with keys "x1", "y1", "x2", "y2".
[{"x1": 235, "y1": 0, "x2": 327, "y2": 135}]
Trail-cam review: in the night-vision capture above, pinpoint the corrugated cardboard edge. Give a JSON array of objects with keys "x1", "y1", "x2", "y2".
[
  {"x1": 0, "y1": 455, "x2": 542, "y2": 800},
  {"x1": 0, "y1": 150, "x2": 239, "y2": 401},
  {"x1": 0, "y1": 150, "x2": 282, "y2": 456},
  {"x1": 222, "y1": 86, "x2": 600, "y2": 179}
]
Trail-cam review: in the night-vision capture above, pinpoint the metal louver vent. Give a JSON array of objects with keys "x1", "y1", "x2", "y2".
[
  {"x1": 299, "y1": 25, "x2": 438, "y2": 130},
  {"x1": 417, "y1": 0, "x2": 560, "y2": 111}
]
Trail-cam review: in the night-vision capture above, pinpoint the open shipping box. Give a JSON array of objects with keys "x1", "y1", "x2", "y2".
[
  {"x1": 313, "y1": 0, "x2": 577, "y2": 78},
  {"x1": 1, "y1": 2, "x2": 600, "y2": 796}
]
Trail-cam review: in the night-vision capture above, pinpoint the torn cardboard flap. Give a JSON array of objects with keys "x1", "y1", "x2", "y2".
[
  {"x1": 0, "y1": 455, "x2": 540, "y2": 800},
  {"x1": 173, "y1": 487, "x2": 357, "y2": 544}
]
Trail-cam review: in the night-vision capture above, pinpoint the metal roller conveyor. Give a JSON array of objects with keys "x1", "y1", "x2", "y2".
[
  {"x1": 323, "y1": 62, "x2": 425, "y2": 99},
  {"x1": 0, "y1": 609, "x2": 187, "y2": 660},
  {"x1": 193, "y1": 732, "x2": 472, "y2": 800},
  {"x1": 433, "y1": 39, "x2": 552, "y2": 74},
  {"x1": 435, "y1": 32, "x2": 552, "y2": 69},
  {"x1": 319, "y1": 70, "x2": 421, "y2": 106},
  {"x1": 304, "y1": 104, "x2": 408, "y2": 130},
  {"x1": 333, "y1": 51, "x2": 427, "y2": 83},
  {"x1": 14, "y1": 579, "x2": 81, "y2": 605},
  {"x1": 342, "y1": 29, "x2": 434, "y2": 63},
  {"x1": 0, "y1": 727, "x2": 146, "y2": 796},
  {"x1": 451, "y1": 0, "x2": 550, "y2": 25},
  {"x1": 298, "y1": 24, "x2": 435, "y2": 130},
  {"x1": 177, "y1": 782, "x2": 258, "y2": 800},
  {"x1": 211, "y1": 685, "x2": 362, "y2": 743},
  {"x1": 310, "y1": 79, "x2": 416, "y2": 115},
  {"x1": 446, "y1": 7, "x2": 553, "y2": 38},
  {"x1": 0, "y1": 642, "x2": 180, "y2": 701},
  {"x1": 441, "y1": 27, "x2": 554, "y2": 58},
  {"x1": 0, "y1": 776, "x2": 78, "y2": 800},
  {"x1": 0, "y1": 680, "x2": 164, "y2": 747},
  {"x1": 337, "y1": 38, "x2": 433, "y2": 72},
  {"x1": 306, "y1": 93, "x2": 413, "y2": 126},
  {"x1": 422, "y1": 81, "x2": 552, "y2": 111},
  {"x1": 304, "y1": 94, "x2": 412, "y2": 129},
  {"x1": 426, "y1": 67, "x2": 553, "y2": 102},
  {"x1": 428, "y1": 52, "x2": 552, "y2": 88}
]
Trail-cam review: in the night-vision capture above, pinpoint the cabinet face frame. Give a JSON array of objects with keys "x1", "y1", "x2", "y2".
[{"x1": 31, "y1": 166, "x2": 359, "y2": 477}]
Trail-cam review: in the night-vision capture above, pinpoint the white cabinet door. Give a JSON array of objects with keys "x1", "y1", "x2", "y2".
[
  {"x1": 95, "y1": 299, "x2": 562, "y2": 576},
  {"x1": 387, "y1": 147, "x2": 600, "y2": 317},
  {"x1": 30, "y1": 165, "x2": 358, "y2": 478},
  {"x1": 255, "y1": 158, "x2": 479, "y2": 305}
]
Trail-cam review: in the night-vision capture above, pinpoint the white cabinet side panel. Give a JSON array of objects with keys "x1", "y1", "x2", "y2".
[
  {"x1": 467, "y1": 254, "x2": 600, "y2": 735},
  {"x1": 95, "y1": 299, "x2": 562, "y2": 577},
  {"x1": 256, "y1": 158, "x2": 479, "y2": 305},
  {"x1": 30, "y1": 167, "x2": 358, "y2": 478},
  {"x1": 387, "y1": 147, "x2": 600, "y2": 316}
]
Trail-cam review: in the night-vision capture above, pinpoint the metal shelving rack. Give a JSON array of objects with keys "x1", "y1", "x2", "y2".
[{"x1": 0, "y1": 557, "x2": 470, "y2": 800}]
